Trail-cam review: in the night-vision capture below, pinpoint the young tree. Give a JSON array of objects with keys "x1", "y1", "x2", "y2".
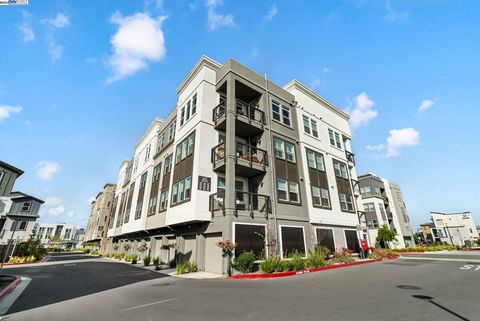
[{"x1": 376, "y1": 225, "x2": 397, "y2": 248}]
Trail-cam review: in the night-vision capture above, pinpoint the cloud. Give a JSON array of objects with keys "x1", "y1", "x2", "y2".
[
  {"x1": 347, "y1": 92, "x2": 378, "y2": 132},
  {"x1": 107, "y1": 12, "x2": 167, "y2": 83},
  {"x1": 418, "y1": 99, "x2": 434, "y2": 112},
  {"x1": 35, "y1": 161, "x2": 61, "y2": 181},
  {"x1": 385, "y1": 0, "x2": 408, "y2": 21},
  {"x1": 265, "y1": 4, "x2": 278, "y2": 20},
  {"x1": 250, "y1": 46, "x2": 259, "y2": 58},
  {"x1": 67, "y1": 211, "x2": 75, "y2": 218},
  {"x1": 44, "y1": 197, "x2": 65, "y2": 216},
  {"x1": 206, "y1": 0, "x2": 235, "y2": 30},
  {"x1": 18, "y1": 23, "x2": 35, "y2": 42},
  {"x1": 45, "y1": 13, "x2": 70, "y2": 28},
  {"x1": 0, "y1": 105, "x2": 23, "y2": 123},
  {"x1": 48, "y1": 40, "x2": 63, "y2": 60},
  {"x1": 368, "y1": 128, "x2": 419, "y2": 157}
]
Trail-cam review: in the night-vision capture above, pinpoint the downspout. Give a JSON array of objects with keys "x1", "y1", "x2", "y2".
[{"x1": 264, "y1": 73, "x2": 279, "y2": 257}]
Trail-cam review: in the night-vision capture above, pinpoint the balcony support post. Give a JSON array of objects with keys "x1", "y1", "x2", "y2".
[{"x1": 224, "y1": 75, "x2": 237, "y2": 225}]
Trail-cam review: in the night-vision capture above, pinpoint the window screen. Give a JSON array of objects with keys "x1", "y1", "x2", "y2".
[
  {"x1": 344, "y1": 230, "x2": 360, "y2": 253},
  {"x1": 281, "y1": 226, "x2": 305, "y2": 258},
  {"x1": 316, "y1": 228, "x2": 335, "y2": 253},
  {"x1": 234, "y1": 224, "x2": 266, "y2": 259}
]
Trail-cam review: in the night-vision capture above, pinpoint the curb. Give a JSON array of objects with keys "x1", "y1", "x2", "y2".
[
  {"x1": 228, "y1": 257, "x2": 397, "y2": 279},
  {"x1": 0, "y1": 275, "x2": 21, "y2": 299}
]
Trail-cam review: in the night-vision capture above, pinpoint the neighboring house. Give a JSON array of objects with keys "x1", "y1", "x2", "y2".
[
  {"x1": 418, "y1": 222, "x2": 443, "y2": 244},
  {"x1": 0, "y1": 160, "x2": 24, "y2": 197},
  {"x1": 358, "y1": 173, "x2": 415, "y2": 248},
  {"x1": 103, "y1": 56, "x2": 364, "y2": 273},
  {"x1": 430, "y1": 212, "x2": 479, "y2": 246},
  {"x1": 84, "y1": 184, "x2": 116, "y2": 251},
  {"x1": 35, "y1": 223, "x2": 76, "y2": 249}
]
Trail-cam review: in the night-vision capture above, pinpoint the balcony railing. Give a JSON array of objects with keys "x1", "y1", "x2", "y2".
[
  {"x1": 345, "y1": 151, "x2": 355, "y2": 165},
  {"x1": 212, "y1": 99, "x2": 265, "y2": 126},
  {"x1": 209, "y1": 191, "x2": 271, "y2": 218},
  {"x1": 211, "y1": 142, "x2": 268, "y2": 170}
]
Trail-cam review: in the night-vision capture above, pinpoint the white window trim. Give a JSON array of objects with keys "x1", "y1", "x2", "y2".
[
  {"x1": 279, "y1": 225, "x2": 307, "y2": 259},
  {"x1": 315, "y1": 227, "x2": 336, "y2": 252},
  {"x1": 271, "y1": 100, "x2": 292, "y2": 128},
  {"x1": 232, "y1": 222, "x2": 267, "y2": 260}
]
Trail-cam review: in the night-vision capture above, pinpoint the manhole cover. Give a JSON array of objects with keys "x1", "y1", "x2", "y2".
[{"x1": 396, "y1": 285, "x2": 421, "y2": 290}]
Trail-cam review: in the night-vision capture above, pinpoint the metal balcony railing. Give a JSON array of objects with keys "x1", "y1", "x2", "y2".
[
  {"x1": 211, "y1": 142, "x2": 268, "y2": 169},
  {"x1": 212, "y1": 99, "x2": 265, "y2": 126},
  {"x1": 345, "y1": 151, "x2": 355, "y2": 165},
  {"x1": 209, "y1": 191, "x2": 271, "y2": 218}
]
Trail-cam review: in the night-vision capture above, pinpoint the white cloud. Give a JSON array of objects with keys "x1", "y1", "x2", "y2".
[
  {"x1": 44, "y1": 197, "x2": 65, "y2": 216},
  {"x1": 45, "y1": 196, "x2": 63, "y2": 207},
  {"x1": 347, "y1": 92, "x2": 378, "y2": 132},
  {"x1": 18, "y1": 23, "x2": 35, "y2": 42},
  {"x1": 418, "y1": 99, "x2": 434, "y2": 112},
  {"x1": 48, "y1": 40, "x2": 63, "y2": 60},
  {"x1": 35, "y1": 161, "x2": 61, "y2": 181},
  {"x1": 0, "y1": 105, "x2": 22, "y2": 123},
  {"x1": 206, "y1": 0, "x2": 235, "y2": 30},
  {"x1": 107, "y1": 12, "x2": 167, "y2": 83},
  {"x1": 66, "y1": 211, "x2": 75, "y2": 218},
  {"x1": 45, "y1": 13, "x2": 70, "y2": 28},
  {"x1": 265, "y1": 4, "x2": 278, "y2": 20},
  {"x1": 368, "y1": 128, "x2": 419, "y2": 157},
  {"x1": 385, "y1": 0, "x2": 408, "y2": 21}
]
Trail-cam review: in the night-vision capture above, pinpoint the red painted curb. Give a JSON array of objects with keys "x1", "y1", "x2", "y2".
[
  {"x1": 0, "y1": 275, "x2": 21, "y2": 299},
  {"x1": 228, "y1": 257, "x2": 397, "y2": 279}
]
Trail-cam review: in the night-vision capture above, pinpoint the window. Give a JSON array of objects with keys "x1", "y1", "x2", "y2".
[
  {"x1": 344, "y1": 230, "x2": 360, "y2": 253},
  {"x1": 379, "y1": 204, "x2": 387, "y2": 221},
  {"x1": 281, "y1": 226, "x2": 306, "y2": 258},
  {"x1": 19, "y1": 221, "x2": 27, "y2": 231},
  {"x1": 21, "y1": 202, "x2": 32, "y2": 212},
  {"x1": 306, "y1": 149, "x2": 325, "y2": 171},
  {"x1": 303, "y1": 115, "x2": 311, "y2": 135},
  {"x1": 303, "y1": 115, "x2": 319, "y2": 138},
  {"x1": 153, "y1": 164, "x2": 161, "y2": 182},
  {"x1": 274, "y1": 138, "x2": 295, "y2": 163},
  {"x1": 159, "y1": 190, "x2": 169, "y2": 212},
  {"x1": 311, "y1": 119, "x2": 318, "y2": 138},
  {"x1": 171, "y1": 183, "x2": 178, "y2": 204},
  {"x1": 186, "y1": 101, "x2": 191, "y2": 120},
  {"x1": 157, "y1": 133, "x2": 165, "y2": 152},
  {"x1": 135, "y1": 202, "x2": 142, "y2": 219},
  {"x1": 180, "y1": 107, "x2": 185, "y2": 126},
  {"x1": 272, "y1": 100, "x2": 291, "y2": 126},
  {"x1": 192, "y1": 93, "x2": 197, "y2": 115},
  {"x1": 316, "y1": 228, "x2": 335, "y2": 253},
  {"x1": 178, "y1": 180, "x2": 185, "y2": 201},
  {"x1": 311, "y1": 186, "x2": 330, "y2": 208},
  {"x1": 184, "y1": 176, "x2": 192, "y2": 200},
  {"x1": 179, "y1": 94, "x2": 197, "y2": 127},
  {"x1": 175, "y1": 131, "x2": 195, "y2": 164},
  {"x1": 274, "y1": 138, "x2": 285, "y2": 159},
  {"x1": 234, "y1": 224, "x2": 266, "y2": 259},
  {"x1": 148, "y1": 196, "x2": 157, "y2": 216},
  {"x1": 164, "y1": 154, "x2": 173, "y2": 174},
  {"x1": 133, "y1": 158, "x2": 139, "y2": 174},
  {"x1": 145, "y1": 144, "x2": 151, "y2": 162},
  {"x1": 169, "y1": 120, "x2": 176, "y2": 141},
  {"x1": 328, "y1": 129, "x2": 343, "y2": 149},
  {"x1": 333, "y1": 160, "x2": 348, "y2": 179},
  {"x1": 140, "y1": 172, "x2": 148, "y2": 189},
  {"x1": 171, "y1": 176, "x2": 192, "y2": 204},
  {"x1": 277, "y1": 179, "x2": 300, "y2": 204},
  {"x1": 339, "y1": 193, "x2": 354, "y2": 212}
]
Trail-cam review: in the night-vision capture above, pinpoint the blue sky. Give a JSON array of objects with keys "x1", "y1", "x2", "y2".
[{"x1": 0, "y1": 0, "x2": 479, "y2": 230}]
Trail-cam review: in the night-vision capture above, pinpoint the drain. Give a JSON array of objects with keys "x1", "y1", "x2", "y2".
[{"x1": 396, "y1": 285, "x2": 421, "y2": 290}]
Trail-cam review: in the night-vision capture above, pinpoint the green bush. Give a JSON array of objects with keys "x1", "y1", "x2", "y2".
[
  {"x1": 176, "y1": 261, "x2": 197, "y2": 275},
  {"x1": 90, "y1": 250, "x2": 99, "y2": 255},
  {"x1": 233, "y1": 251, "x2": 256, "y2": 274},
  {"x1": 131, "y1": 255, "x2": 138, "y2": 264},
  {"x1": 306, "y1": 251, "x2": 326, "y2": 268},
  {"x1": 260, "y1": 256, "x2": 282, "y2": 274},
  {"x1": 153, "y1": 257, "x2": 160, "y2": 266},
  {"x1": 143, "y1": 255, "x2": 151, "y2": 266},
  {"x1": 281, "y1": 259, "x2": 294, "y2": 271},
  {"x1": 290, "y1": 252, "x2": 306, "y2": 271},
  {"x1": 314, "y1": 245, "x2": 332, "y2": 259}
]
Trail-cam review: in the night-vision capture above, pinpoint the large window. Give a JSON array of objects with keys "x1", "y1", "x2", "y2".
[
  {"x1": 277, "y1": 179, "x2": 300, "y2": 204},
  {"x1": 328, "y1": 129, "x2": 343, "y2": 149},
  {"x1": 180, "y1": 93, "x2": 197, "y2": 126},
  {"x1": 175, "y1": 131, "x2": 195, "y2": 164},
  {"x1": 272, "y1": 100, "x2": 291, "y2": 126},
  {"x1": 135, "y1": 202, "x2": 142, "y2": 219},
  {"x1": 148, "y1": 196, "x2": 157, "y2": 216},
  {"x1": 311, "y1": 186, "x2": 330, "y2": 208},
  {"x1": 164, "y1": 154, "x2": 173, "y2": 174},
  {"x1": 344, "y1": 230, "x2": 360, "y2": 253},
  {"x1": 144, "y1": 144, "x2": 151, "y2": 162},
  {"x1": 303, "y1": 115, "x2": 319, "y2": 138},
  {"x1": 306, "y1": 149, "x2": 325, "y2": 171},
  {"x1": 333, "y1": 160, "x2": 348, "y2": 179},
  {"x1": 316, "y1": 228, "x2": 335, "y2": 253},
  {"x1": 234, "y1": 224, "x2": 266, "y2": 259},
  {"x1": 274, "y1": 138, "x2": 295, "y2": 163},
  {"x1": 153, "y1": 164, "x2": 161, "y2": 182},
  {"x1": 140, "y1": 172, "x2": 148, "y2": 189},
  {"x1": 280, "y1": 226, "x2": 306, "y2": 258},
  {"x1": 159, "y1": 190, "x2": 169, "y2": 212},
  {"x1": 171, "y1": 176, "x2": 192, "y2": 205},
  {"x1": 364, "y1": 203, "x2": 378, "y2": 228},
  {"x1": 339, "y1": 193, "x2": 354, "y2": 212}
]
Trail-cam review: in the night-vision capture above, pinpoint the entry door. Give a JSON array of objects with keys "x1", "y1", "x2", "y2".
[{"x1": 205, "y1": 234, "x2": 223, "y2": 274}]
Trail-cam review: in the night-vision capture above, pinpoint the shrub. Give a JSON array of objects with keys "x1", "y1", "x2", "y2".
[
  {"x1": 306, "y1": 251, "x2": 326, "y2": 268},
  {"x1": 233, "y1": 251, "x2": 256, "y2": 274},
  {"x1": 90, "y1": 250, "x2": 100, "y2": 255},
  {"x1": 332, "y1": 248, "x2": 355, "y2": 263},
  {"x1": 290, "y1": 252, "x2": 306, "y2": 271},
  {"x1": 153, "y1": 257, "x2": 160, "y2": 266},
  {"x1": 131, "y1": 255, "x2": 138, "y2": 264},
  {"x1": 143, "y1": 255, "x2": 151, "y2": 266},
  {"x1": 370, "y1": 248, "x2": 399, "y2": 259},
  {"x1": 260, "y1": 256, "x2": 282, "y2": 274},
  {"x1": 314, "y1": 245, "x2": 332, "y2": 259},
  {"x1": 22, "y1": 237, "x2": 47, "y2": 260},
  {"x1": 176, "y1": 261, "x2": 197, "y2": 275},
  {"x1": 281, "y1": 259, "x2": 294, "y2": 271}
]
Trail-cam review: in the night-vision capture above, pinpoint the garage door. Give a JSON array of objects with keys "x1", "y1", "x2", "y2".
[
  {"x1": 182, "y1": 236, "x2": 197, "y2": 263},
  {"x1": 205, "y1": 233, "x2": 223, "y2": 274}
]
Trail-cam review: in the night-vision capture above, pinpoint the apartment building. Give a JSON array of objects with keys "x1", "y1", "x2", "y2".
[
  {"x1": 0, "y1": 161, "x2": 24, "y2": 197},
  {"x1": 35, "y1": 222, "x2": 76, "y2": 248},
  {"x1": 104, "y1": 56, "x2": 364, "y2": 273},
  {"x1": 84, "y1": 183, "x2": 116, "y2": 249},
  {"x1": 358, "y1": 173, "x2": 415, "y2": 248},
  {"x1": 430, "y1": 212, "x2": 479, "y2": 246}
]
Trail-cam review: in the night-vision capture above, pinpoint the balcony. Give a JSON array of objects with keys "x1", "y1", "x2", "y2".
[
  {"x1": 211, "y1": 142, "x2": 268, "y2": 177},
  {"x1": 345, "y1": 151, "x2": 355, "y2": 165},
  {"x1": 351, "y1": 179, "x2": 360, "y2": 197},
  {"x1": 212, "y1": 99, "x2": 265, "y2": 139},
  {"x1": 209, "y1": 191, "x2": 271, "y2": 218}
]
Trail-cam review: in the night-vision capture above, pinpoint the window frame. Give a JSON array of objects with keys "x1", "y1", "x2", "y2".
[
  {"x1": 271, "y1": 100, "x2": 291, "y2": 127},
  {"x1": 20, "y1": 202, "x2": 32, "y2": 212},
  {"x1": 277, "y1": 179, "x2": 301, "y2": 205}
]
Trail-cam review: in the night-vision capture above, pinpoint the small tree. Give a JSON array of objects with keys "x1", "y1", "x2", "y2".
[
  {"x1": 376, "y1": 225, "x2": 397, "y2": 248},
  {"x1": 123, "y1": 243, "x2": 131, "y2": 253},
  {"x1": 216, "y1": 240, "x2": 236, "y2": 276},
  {"x1": 137, "y1": 241, "x2": 148, "y2": 258}
]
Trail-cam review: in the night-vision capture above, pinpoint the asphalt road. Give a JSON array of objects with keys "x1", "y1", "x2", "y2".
[{"x1": 3, "y1": 253, "x2": 480, "y2": 321}]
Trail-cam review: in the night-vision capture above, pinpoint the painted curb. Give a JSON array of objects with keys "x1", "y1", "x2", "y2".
[
  {"x1": 228, "y1": 257, "x2": 398, "y2": 279},
  {"x1": 0, "y1": 275, "x2": 21, "y2": 299}
]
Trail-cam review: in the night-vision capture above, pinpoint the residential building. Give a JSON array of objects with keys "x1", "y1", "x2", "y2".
[
  {"x1": 0, "y1": 160, "x2": 24, "y2": 197},
  {"x1": 104, "y1": 56, "x2": 364, "y2": 273},
  {"x1": 358, "y1": 173, "x2": 415, "y2": 248},
  {"x1": 418, "y1": 222, "x2": 442, "y2": 244},
  {"x1": 84, "y1": 183, "x2": 116, "y2": 250},
  {"x1": 35, "y1": 222, "x2": 76, "y2": 249},
  {"x1": 430, "y1": 212, "x2": 479, "y2": 246}
]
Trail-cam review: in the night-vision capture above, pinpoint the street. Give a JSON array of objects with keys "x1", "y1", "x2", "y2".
[{"x1": 2, "y1": 252, "x2": 479, "y2": 321}]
